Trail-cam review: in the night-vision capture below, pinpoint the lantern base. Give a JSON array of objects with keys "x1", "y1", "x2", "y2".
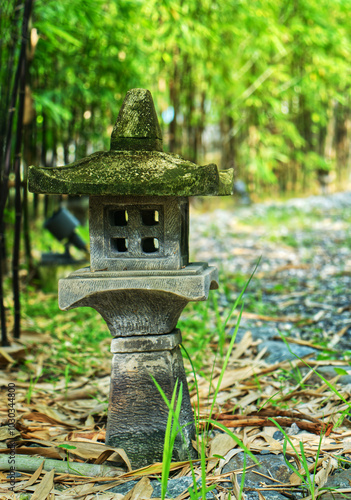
[{"x1": 106, "y1": 330, "x2": 197, "y2": 469}]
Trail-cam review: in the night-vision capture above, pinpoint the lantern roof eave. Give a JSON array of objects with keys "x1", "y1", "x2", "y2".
[{"x1": 28, "y1": 149, "x2": 234, "y2": 197}]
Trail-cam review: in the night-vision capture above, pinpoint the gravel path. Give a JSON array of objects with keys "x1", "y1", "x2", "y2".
[
  {"x1": 109, "y1": 193, "x2": 351, "y2": 499},
  {"x1": 190, "y1": 191, "x2": 351, "y2": 360}
]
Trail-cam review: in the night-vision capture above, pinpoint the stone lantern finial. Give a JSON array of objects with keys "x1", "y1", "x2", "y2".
[{"x1": 111, "y1": 89, "x2": 163, "y2": 152}]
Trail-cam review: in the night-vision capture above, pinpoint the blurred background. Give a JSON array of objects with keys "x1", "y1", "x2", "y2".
[
  {"x1": 3, "y1": 0, "x2": 351, "y2": 197},
  {"x1": 1, "y1": 0, "x2": 351, "y2": 342}
]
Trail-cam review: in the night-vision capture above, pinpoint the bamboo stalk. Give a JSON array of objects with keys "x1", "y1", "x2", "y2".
[
  {"x1": 0, "y1": 231, "x2": 8, "y2": 346},
  {"x1": 0, "y1": 0, "x2": 21, "y2": 163},
  {"x1": 0, "y1": 0, "x2": 24, "y2": 347},
  {"x1": 12, "y1": 0, "x2": 33, "y2": 340},
  {"x1": 0, "y1": 455, "x2": 120, "y2": 478},
  {"x1": 12, "y1": 58, "x2": 26, "y2": 340}
]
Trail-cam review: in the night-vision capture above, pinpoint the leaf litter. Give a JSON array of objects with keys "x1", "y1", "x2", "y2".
[
  {"x1": 2, "y1": 193, "x2": 351, "y2": 498},
  {"x1": 1, "y1": 325, "x2": 350, "y2": 499}
]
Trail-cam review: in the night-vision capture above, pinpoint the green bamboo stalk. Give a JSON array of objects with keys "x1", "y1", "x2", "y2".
[{"x1": 0, "y1": 455, "x2": 120, "y2": 478}]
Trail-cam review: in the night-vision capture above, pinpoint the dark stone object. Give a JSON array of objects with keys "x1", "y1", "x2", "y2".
[
  {"x1": 88, "y1": 195, "x2": 190, "y2": 271},
  {"x1": 28, "y1": 87, "x2": 233, "y2": 469},
  {"x1": 58, "y1": 263, "x2": 218, "y2": 336},
  {"x1": 106, "y1": 331, "x2": 197, "y2": 466},
  {"x1": 243, "y1": 492, "x2": 291, "y2": 500},
  {"x1": 324, "y1": 468, "x2": 351, "y2": 488},
  {"x1": 111, "y1": 88, "x2": 163, "y2": 152},
  {"x1": 257, "y1": 340, "x2": 317, "y2": 364},
  {"x1": 273, "y1": 430, "x2": 285, "y2": 441},
  {"x1": 311, "y1": 365, "x2": 351, "y2": 385},
  {"x1": 222, "y1": 452, "x2": 292, "y2": 488},
  {"x1": 234, "y1": 326, "x2": 280, "y2": 343},
  {"x1": 107, "y1": 477, "x2": 217, "y2": 499}
]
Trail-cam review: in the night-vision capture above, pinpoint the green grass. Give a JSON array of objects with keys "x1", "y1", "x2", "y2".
[
  {"x1": 4, "y1": 199, "x2": 351, "y2": 497},
  {"x1": 153, "y1": 270, "x2": 260, "y2": 498}
]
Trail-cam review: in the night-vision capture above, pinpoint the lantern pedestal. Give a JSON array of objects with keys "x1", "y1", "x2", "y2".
[
  {"x1": 59, "y1": 264, "x2": 218, "y2": 468},
  {"x1": 107, "y1": 330, "x2": 195, "y2": 467}
]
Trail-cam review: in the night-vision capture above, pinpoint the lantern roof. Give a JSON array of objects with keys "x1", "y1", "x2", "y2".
[{"x1": 28, "y1": 89, "x2": 234, "y2": 197}]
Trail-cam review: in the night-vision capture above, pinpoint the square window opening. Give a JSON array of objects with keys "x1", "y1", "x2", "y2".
[
  {"x1": 142, "y1": 237, "x2": 159, "y2": 253},
  {"x1": 110, "y1": 209, "x2": 128, "y2": 226},
  {"x1": 111, "y1": 237, "x2": 128, "y2": 253},
  {"x1": 141, "y1": 210, "x2": 159, "y2": 226}
]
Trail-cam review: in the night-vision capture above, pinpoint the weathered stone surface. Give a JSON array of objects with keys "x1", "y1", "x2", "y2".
[
  {"x1": 245, "y1": 493, "x2": 292, "y2": 500},
  {"x1": 308, "y1": 365, "x2": 351, "y2": 385},
  {"x1": 233, "y1": 326, "x2": 279, "y2": 343},
  {"x1": 257, "y1": 340, "x2": 317, "y2": 364},
  {"x1": 149, "y1": 477, "x2": 217, "y2": 499},
  {"x1": 58, "y1": 263, "x2": 218, "y2": 336},
  {"x1": 89, "y1": 195, "x2": 189, "y2": 271},
  {"x1": 28, "y1": 88, "x2": 234, "y2": 197},
  {"x1": 111, "y1": 89, "x2": 163, "y2": 152},
  {"x1": 324, "y1": 468, "x2": 351, "y2": 488},
  {"x1": 107, "y1": 477, "x2": 217, "y2": 498},
  {"x1": 222, "y1": 452, "x2": 292, "y2": 487},
  {"x1": 28, "y1": 150, "x2": 234, "y2": 196},
  {"x1": 106, "y1": 333, "x2": 197, "y2": 468},
  {"x1": 111, "y1": 329, "x2": 182, "y2": 352}
]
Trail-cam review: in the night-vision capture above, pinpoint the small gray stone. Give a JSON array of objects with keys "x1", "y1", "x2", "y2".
[
  {"x1": 287, "y1": 422, "x2": 301, "y2": 436},
  {"x1": 107, "y1": 480, "x2": 137, "y2": 495},
  {"x1": 151, "y1": 477, "x2": 216, "y2": 498},
  {"x1": 242, "y1": 492, "x2": 289, "y2": 500},
  {"x1": 234, "y1": 326, "x2": 279, "y2": 343},
  {"x1": 273, "y1": 430, "x2": 284, "y2": 441},
  {"x1": 313, "y1": 365, "x2": 351, "y2": 385},
  {"x1": 107, "y1": 477, "x2": 217, "y2": 499},
  {"x1": 257, "y1": 340, "x2": 317, "y2": 364},
  {"x1": 324, "y1": 468, "x2": 351, "y2": 489},
  {"x1": 222, "y1": 451, "x2": 292, "y2": 487}
]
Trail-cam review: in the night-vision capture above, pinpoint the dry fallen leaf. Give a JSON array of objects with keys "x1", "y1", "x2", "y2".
[
  {"x1": 14, "y1": 459, "x2": 44, "y2": 492},
  {"x1": 314, "y1": 456, "x2": 338, "y2": 487},
  {"x1": 30, "y1": 468, "x2": 55, "y2": 500},
  {"x1": 0, "y1": 425, "x2": 21, "y2": 440},
  {"x1": 207, "y1": 432, "x2": 238, "y2": 472},
  {"x1": 231, "y1": 473, "x2": 247, "y2": 500},
  {"x1": 123, "y1": 477, "x2": 153, "y2": 500}
]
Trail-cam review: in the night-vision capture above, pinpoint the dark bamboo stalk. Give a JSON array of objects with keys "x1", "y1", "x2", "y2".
[
  {"x1": 169, "y1": 50, "x2": 179, "y2": 153},
  {"x1": 0, "y1": 230, "x2": 8, "y2": 346},
  {"x1": 12, "y1": 0, "x2": 33, "y2": 340},
  {"x1": 13, "y1": 67, "x2": 25, "y2": 339},
  {"x1": 0, "y1": 0, "x2": 23, "y2": 203},
  {"x1": 0, "y1": 0, "x2": 26, "y2": 346},
  {"x1": 0, "y1": 0, "x2": 21, "y2": 164},
  {"x1": 22, "y1": 131, "x2": 33, "y2": 273}
]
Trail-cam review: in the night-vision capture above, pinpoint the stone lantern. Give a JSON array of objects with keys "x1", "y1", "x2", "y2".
[{"x1": 28, "y1": 89, "x2": 234, "y2": 468}]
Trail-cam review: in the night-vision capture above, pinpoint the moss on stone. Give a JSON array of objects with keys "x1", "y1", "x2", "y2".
[
  {"x1": 28, "y1": 150, "x2": 233, "y2": 196},
  {"x1": 111, "y1": 89, "x2": 163, "y2": 152},
  {"x1": 28, "y1": 88, "x2": 234, "y2": 197},
  {"x1": 218, "y1": 169, "x2": 235, "y2": 196}
]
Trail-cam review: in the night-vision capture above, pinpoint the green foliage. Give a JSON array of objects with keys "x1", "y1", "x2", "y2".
[{"x1": 2, "y1": 0, "x2": 350, "y2": 193}]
